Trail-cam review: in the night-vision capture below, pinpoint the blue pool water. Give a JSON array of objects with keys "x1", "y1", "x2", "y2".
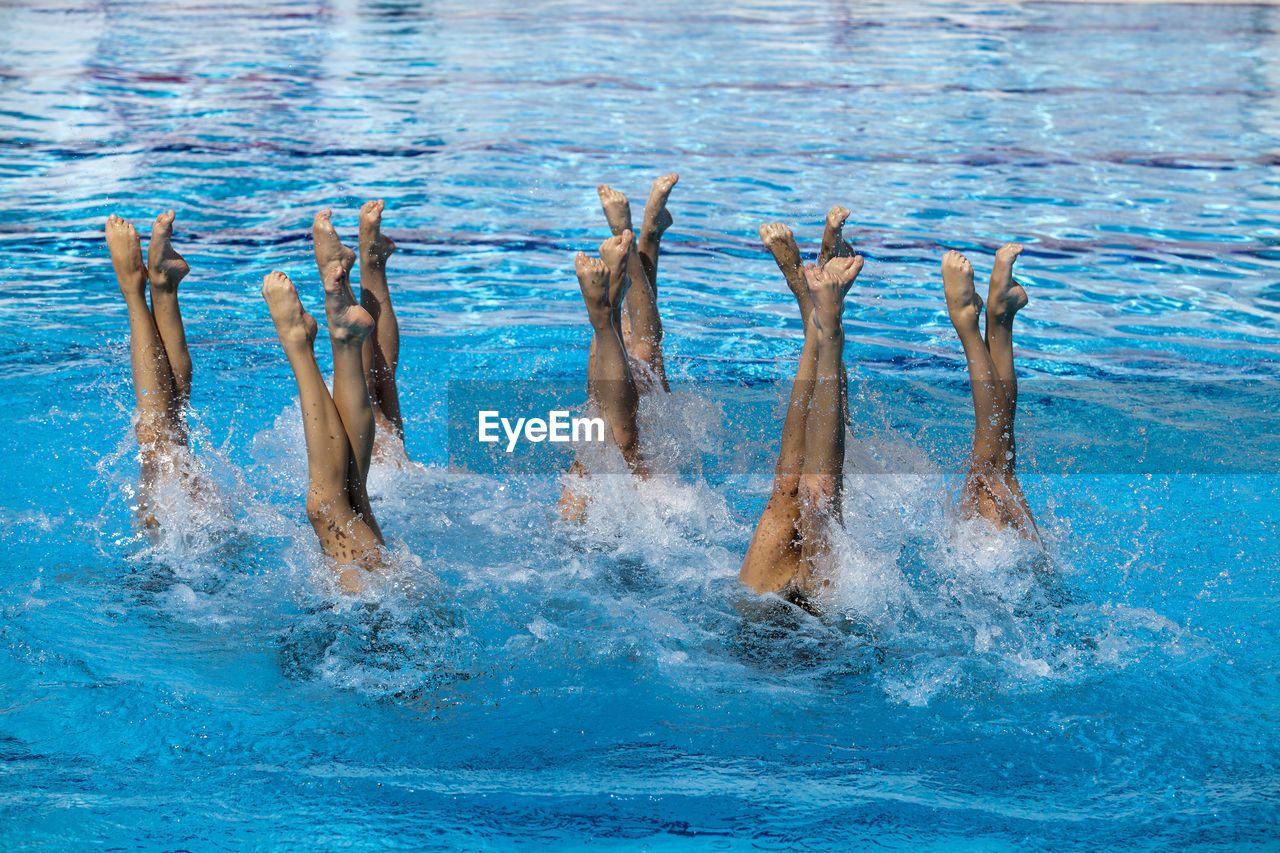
[{"x1": 2, "y1": 0, "x2": 1279, "y2": 849}]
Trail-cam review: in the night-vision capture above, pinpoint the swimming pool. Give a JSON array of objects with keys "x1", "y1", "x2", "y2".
[{"x1": 2, "y1": 0, "x2": 1278, "y2": 848}]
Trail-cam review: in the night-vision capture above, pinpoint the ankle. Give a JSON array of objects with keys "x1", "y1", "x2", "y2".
[
  {"x1": 987, "y1": 310, "x2": 1016, "y2": 329},
  {"x1": 330, "y1": 325, "x2": 369, "y2": 346},
  {"x1": 811, "y1": 314, "x2": 844, "y2": 342},
  {"x1": 948, "y1": 308, "x2": 981, "y2": 334},
  {"x1": 277, "y1": 334, "x2": 314, "y2": 357}
]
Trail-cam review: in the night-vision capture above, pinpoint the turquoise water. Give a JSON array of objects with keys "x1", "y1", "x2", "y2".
[{"x1": 2, "y1": 0, "x2": 1279, "y2": 849}]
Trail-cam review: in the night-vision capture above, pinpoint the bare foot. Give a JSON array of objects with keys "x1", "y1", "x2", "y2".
[
  {"x1": 597, "y1": 184, "x2": 634, "y2": 236},
  {"x1": 987, "y1": 242, "x2": 1028, "y2": 323},
  {"x1": 322, "y1": 264, "x2": 375, "y2": 344},
  {"x1": 575, "y1": 252, "x2": 613, "y2": 327},
  {"x1": 637, "y1": 173, "x2": 678, "y2": 291},
  {"x1": 313, "y1": 209, "x2": 356, "y2": 276},
  {"x1": 598, "y1": 229, "x2": 634, "y2": 311},
  {"x1": 804, "y1": 255, "x2": 864, "y2": 337},
  {"x1": 760, "y1": 222, "x2": 811, "y2": 316},
  {"x1": 146, "y1": 210, "x2": 190, "y2": 293},
  {"x1": 819, "y1": 205, "x2": 854, "y2": 267},
  {"x1": 640, "y1": 173, "x2": 677, "y2": 248},
  {"x1": 942, "y1": 250, "x2": 982, "y2": 332},
  {"x1": 359, "y1": 199, "x2": 396, "y2": 271},
  {"x1": 106, "y1": 215, "x2": 147, "y2": 299},
  {"x1": 262, "y1": 271, "x2": 319, "y2": 349}
]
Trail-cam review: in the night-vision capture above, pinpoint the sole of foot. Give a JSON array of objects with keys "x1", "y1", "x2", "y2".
[
  {"x1": 359, "y1": 199, "x2": 396, "y2": 267},
  {"x1": 322, "y1": 264, "x2": 375, "y2": 344},
  {"x1": 641, "y1": 173, "x2": 678, "y2": 241},
  {"x1": 598, "y1": 185, "x2": 633, "y2": 236},
  {"x1": 598, "y1": 230, "x2": 634, "y2": 308},
  {"x1": 106, "y1": 214, "x2": 147, "y2": 298},
  {"x1": 987, "y1": 242, "x2": 1028, "y2": 322},
  {"x1": 147, "y1": 210, "x2": 190, "y2": 293},
  {"x1": 942, "y1": 250, "x2": 982, "y2": 329},
  {"x1": 821, "y1": 205, "x2": 854, "y2": 264},
  {"x1": 760, "y1": 222, "x2": 811, "y2": 313},
  {"x1": 313, "y1": 209, "x2": 357, "y2": 275},
  {"x1": 262, "y1": 271, "x2": 319, "y2": 348},
  {"x1": 575, "y1": 251, "x2": 612, "y2": 322},
  {"x1": 805, "y1": 255, "x2": 863, "y2": 335},
  {"x1": 760, "y1": 222, "x2": 803, "y2": 275}
]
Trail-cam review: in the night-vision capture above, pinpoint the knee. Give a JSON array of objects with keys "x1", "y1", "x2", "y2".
[
  {"x1": 135, "y1": 411, "x2": 179, "y2": 449},
  {"x1": 771, "y1": 465, "x2": 802, "y2": 501},
  {"x1": 801, "y1": 474, "x2": 838, "y2": 514},
  {"x1": 305, "y1": 486, "x2": 344, "y2": 527}
]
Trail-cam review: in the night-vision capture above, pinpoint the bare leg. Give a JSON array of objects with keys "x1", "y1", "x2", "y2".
[
  {"x1": 321, "y1": 262, "x2": 383, "y2": 542},
  {"x1": 358, "y1": 199, "x2": 404, "y2": 442},
  {"x1": 984, "y1": 243, "x2": 1037, "y2": 533},
  {"x1": 638, "y1": 173, "x2": 678, "y2": 292},
  {"x1": 818, "y1": 206, "x2": 854, "y2": 427},
  {"x1": 942, "y1": 249, "x2": 1008, "y2": 468},
  {"x1": 108, "y1": 215, "x2": 187, "y2": 530},
  {"x1": 312, "y1": 208, "x2": 363, "y2": 406},
  {"x1": 599, "y1": 184, "x2": 668, "y2": 392},
  {"x1": 762, "y1": 221, "x2": 812, "y2": 309},
  {"x1": 796, "y1": 256, "x2": 863, "y2": 594},
  {"x1": 596, "y1": 186, "x2": 636, "y2": 345},
  {"x1": 312, "y1": 208, "x2": 360, "y2": 372},
  {"x1": 818, "y1": 205, "x2": 854, "y2": 267},
  {"x1": 557, "y1": 232, "x2": 645, "y2": 521},
  {"x1": 768, "y1": 215, "x2": 851, "y2": 429},
  {"x1": 943, "y1": 250, "x2": 1034, "y2": 532},
  {"x1": 312, "y1": 212, "x2": 373, "y2": 460},
  {"x1": 262, "y1": 271, "x2": 382, "y2": 593},
  {"x1": 313, "y1": 208, "x2": 357, "y2": 278},
  {"x1": 985, "y1": 243, "x2": 1027, "y2": 449},
  {"x1": 585, "y1": 231, "x2": 643, "y2": 468},
  {"x1": 108, "y1": 215, "x2": 182, "y2": 432},
  {"x1": 942, "y1": 251, "x2": 1010, "y2": 473},
  {"x1": 145, "y1": 210, "x2": 192, "y2": 410},
  {"x1": 740, "y1": 225, "x2": 819, "y2": 594}
]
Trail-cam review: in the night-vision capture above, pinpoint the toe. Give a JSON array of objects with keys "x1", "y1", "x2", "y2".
[
  {"x1": 653, "y1": 173, "x2": 678, "y2": 195},
  {"x1": 996, "y1": 243, "x2": 1023, "y2": 263}
]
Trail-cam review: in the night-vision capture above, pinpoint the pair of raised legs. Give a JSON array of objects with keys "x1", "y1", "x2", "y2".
[
  {"x1": 593, "y1": 174, "x2": 679, "y2": 395},
  {"x1": 105, "y1": 211, "x2": 196, "y2": 531},
  {"x1": 739, "y1": 214, "x2": 865, "y2": 601},
  {"x1": 942, "y1": 245, "x2": 1037, "y2": 534},
  {"x1": 760, "y1": 207, "x2": 858, "y2": 426},
  {"x1": 313, "y1": 203, "x2": 405, "y2": 455},
  {"x1": 261, "y1": 202, "x2": 403, "y2": 592},
  {"x1": 558, "y1": 175, "x2": 678, "y2": 520}
]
